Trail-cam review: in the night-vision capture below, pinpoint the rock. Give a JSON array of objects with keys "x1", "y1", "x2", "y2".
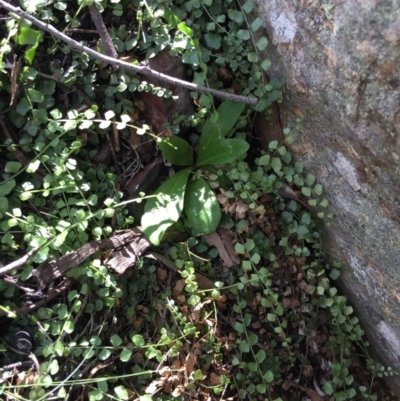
[{"x1": 255, "y1": 0, "x2": 400, "y2": 392}]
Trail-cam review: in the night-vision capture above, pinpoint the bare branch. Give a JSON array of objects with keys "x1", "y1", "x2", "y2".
[
  {"x1": 88, "y1": 3, "x2": 118, "y2": 71},
  {"x1": 0, "y1": 1, "x2": 259, "y2": 106},
  {"x1": 0, "y1": 248, "x2": 38, "y2": 276}
]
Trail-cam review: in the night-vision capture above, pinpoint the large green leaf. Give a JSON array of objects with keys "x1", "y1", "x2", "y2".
[
  {"x1": 141, "y1": 168, "x2": 191, "y2": 245},
  {"x1": 17, "y1": 27, "x2": 42, "y2": 46},
  {"x1": 196, "y1": 138, "x2": 249, "y2": 167},
  {"x1": 184, "y1": 178, "x2": 221, "y2": 234},
  {"x1": 17, "y1": 27, "x2": 43, "y2": 64},
  {"x1": 200, "y1": 111, "x2": 222, "y2": 143},
  {"x1": 158, "y1": 136, "x2": 193, "y2": 166},
  {"x1": 197, "y1": 112, "x2": 223, "y2": 166},
  {"x1": 199, "y1": 100, "x2": 245, "y2": 141},
  {"x1": 196, "y1": 100, "x2": 247, "y2": 166},
  {"x1": 216, "y1": 100, "x2": 246, "y2": 136}
]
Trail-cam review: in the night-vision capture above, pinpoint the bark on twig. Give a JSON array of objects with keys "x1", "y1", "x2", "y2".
[
  {"x1": 88, "y1": 3, "x2": 118, "y2": 71},
  {"x1": 2, "y1": 279, "x2": 73, "y2": 316},
  {"x1": 0, "y1": 248, "x2": 38, "y2": 276},
  {"x1": 0, "y1": 0, "x2": 258, "y2": 105},
  {"x1": 33, "y1": 229, "x2": 145, "y2": 287},
  {"x1": 1, "y1": 275, "x2": 35, "y2": 294},
  {"x1": 9, "y1": 54, "x2": 21, "y2": 107}
]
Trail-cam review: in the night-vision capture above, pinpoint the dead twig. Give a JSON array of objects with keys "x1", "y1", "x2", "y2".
[
  {"x1": 1, "y1": 275, "x2": 35, "y2": 294},
  {"x1": 9, "y1": 54, "x2": 21, "y2": 107},
  {"x1": 1, "y1": 278, "x2": 73, "y2": 316},
  {"x1": 0, "y1": 248, "x2": 38, "y2": 276},
  {"x1": 0, "y1": 360, "x2": 34, "y2": 374},
  {"x1": 0, "y1": 0, "x2": 258, "y2": 106},
  {"x1": 88, "y1": 4, "x2": 118, "y2": 71}
]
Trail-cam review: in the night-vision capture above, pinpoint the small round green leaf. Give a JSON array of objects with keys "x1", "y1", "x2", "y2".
[
  {"x1": 119, "y1": 348, "x2": 132, "y2": 362},
  {"x1": 114, "y1": 385, "x2": 129, "y2": 400},
  {"x1": 99, "y1": 348, "x2": 111, "y2": 360},
  {"x1": 110, "y1": 334, "x2": 122, "y2": 346},
  {"x1": 131, "y1": 334, "x2": 145, "y2": 346},
  {"x1": 301, "y1": 187, "x2": 312, "y2": 197},
  {"x1": 5, "y1": 161, "x2": 22, "y2": 174}
]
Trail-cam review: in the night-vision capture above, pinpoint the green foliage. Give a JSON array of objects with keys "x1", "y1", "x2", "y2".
[
  {"x1": 184, "y1": 178, "x2": 221, "y2": 234},
  {"x1": 0, "y1": 1, "x2": 395, "y2": 401},
  {"x1": 141, "y1": 100, "x2": 248, "y2": 244},
  {"x1": 157, "y1": 136, "x2": 193, "y2": 166},
  {"x1": 142, "y1": 167, "x2": 192, "y2": 245}
]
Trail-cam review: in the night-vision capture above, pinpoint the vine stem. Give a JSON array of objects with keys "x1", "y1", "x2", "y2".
[{"x1": 0, "y1": 1, "x2": 259, "y2": 106}]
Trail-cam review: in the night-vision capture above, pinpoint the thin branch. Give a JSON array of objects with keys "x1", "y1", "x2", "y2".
[
  {"x1": 0, "y1": 248, "x2": 38, "y2": 276},
  {"x1": 0, "y1": 360, "x2": 35, "y2": 373},
  {"x1": 88, "y1": 3, "x2": 118, "y2": 71},
  {"x1": 1, "y1": 278, "x2": 73, "y2": 316},
  {"x1": 2, "y1": 275, "x2": 35, "y2": 293},
  {"x1": 0, "y1": 0, "x2": 258, "y2": 106}
]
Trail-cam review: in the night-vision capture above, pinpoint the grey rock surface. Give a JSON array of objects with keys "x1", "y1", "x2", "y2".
[{"x1": 255, "y1": 0, "x2": 400, "y2": 391}]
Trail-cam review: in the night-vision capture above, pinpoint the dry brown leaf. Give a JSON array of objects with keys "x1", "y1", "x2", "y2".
[
  {"x1": 303, "y1": 365, "x2": 314, "y2": 378},
  {"x1": 171, "y1": 359, "x2": 182, "y2": 370},
  {"x1": 159, "y1": 366, "x2": 172, "y2": 377},
  {"x1": 204, "y1": 228, "x2": 240, "y2": 268},
  {"x1": 194, "y1": 272, "x2": 213, "y2": 290},
  {"x1": 145, "y1": 378, "x2": 166, "y2": 394},
  {"x1": 157, "y1": 267, "x2": 168, "y2": 282},
  {"x1": 209, "y1": 372, "x2": 221, "y2": 386},
  {"x1": 190, "y1": 299, "x2": 212, "y2": 322},
  {"x1": 204, "y1": 231, "x2": 234, "y2": 268},
  {"x1": 278, "y1": 183, "x2": 312, "y2": 211},
  {"x1": 163, "y1": 383, "x2": 173, "y2": 394},
  {"x1": 173, "y1": 279, "x2": 186, "y2": 298},
  {"x1": 282, "y1": 298, "x2": 292, "y2": 308},
  {"x1": 217, "y1": 191, "x2": 229, "y2": 208},
  {"x1": 235, "y1": 199, "x2": 249, "y2": 218},
  {"x1": 219, "y1": 366, "x2": 230, "y2": 376},
  {"x1": 16, "y1": 371, "x2": 39, "y2": 385},
  {"x1": 172, "y1": 385, "x2": 185, "y2": 397},
  {"x1": 176, "y1": 295, "x2": 186, "y2": 304},
  {"x1": 184, "y1": 352, "x2": 197, "y2": 376},
  {"x1": 215, "y1": 294, "x2": 227, "y2": 309},
  {"x1": 252, "y1": 204, "x2": 266, "y2": 215},
  {"x1": 133, "y1": 317, "x2": 143, "y2": 327},
  {"x1": 299, "y1": 281, "x2": 314, "y2": 293},
  {"x1": 295, "y1": 256, "x2": 306, "y2": 265},
  {"x1": 296, "y1": 384, "x2": 325, "y2": 401}
]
